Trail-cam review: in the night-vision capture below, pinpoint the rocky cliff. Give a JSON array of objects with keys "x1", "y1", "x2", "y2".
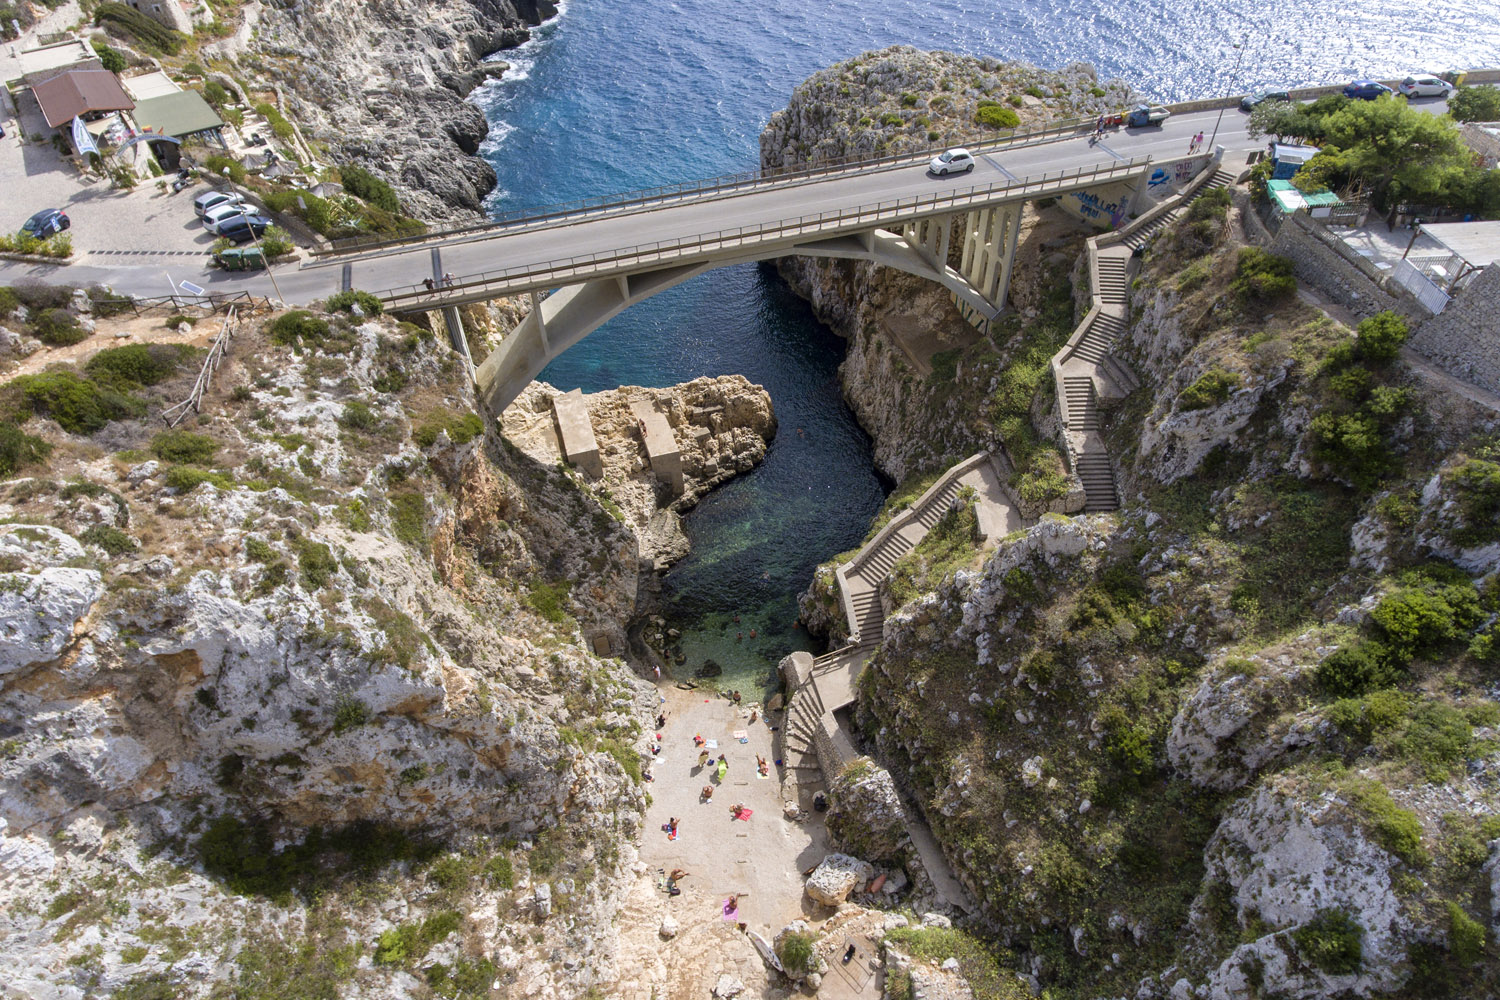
[
  {"x1": 0, "y1": 292, "x2": 751, "y2": 997},
  {"x1": 844, "y1": 181, "x2": 1500, "y2": 998},
  {"x1": 240, "y1": 0, "x2": 558, "y2": 221}
]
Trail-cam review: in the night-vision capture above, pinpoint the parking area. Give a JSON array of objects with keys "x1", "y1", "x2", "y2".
[{"x1": 0, "y1": 87, "x2": 221, "y2": 259}]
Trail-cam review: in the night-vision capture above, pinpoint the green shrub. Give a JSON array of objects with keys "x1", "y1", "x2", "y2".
[
  {"x1": 1230, "y1": 247, "x2": 1296, "y2": 306},
  {"x1": 880, "y1": 112, "x2": 902, "y2": 127},
  {"x1": 267, "y1": 310, "x2": 333, "y2": 350},
  {"x1": 1187, "y1": 186, "x2": 1232, "y2": 222},
  {"x1": 9, "y1": 284, "x2": 70, "y2": 311},
  {"x1": 1007, "y1": 94, "x2": 1024, "y2": 107},
  {"x1": 296, "y1": 539, "x2": 338, "y2": 590},
  {"x1": 1178, "y1": 367, "x2": 1239, "y2": 410},
  {"x1": 325, "y1": 290, "x2": 384, "y2": 316},
  {"x1": 259, "y1": 226, "x2": 295, "y2": 259},
  {"x1": 373, "y1": 911, "x2": 461, "y2": 966},
  {"x1": 526, "y1": 580, "x2": 572, "y2": 624},
  {"x1": 90, "y1": 40, "x2": 126, "y2": 73},
  {"x1": 413, "y1": 412, "x2": 484, "y2": 448},
  {"x1": 0, "y1": 287, "x2": 17, "y2": 317},
  {"x1": 390, "y1": 492, "x2": 426, "y2": 547},
  {"x1": 30, "y1": 308, "x2": 87, "y2": 346},
  {"x1": 1449, "y1": 85, "x2": 1500, "y2": 123},
  {"x1": 7, "y1": 371, "x2": 142, "y2": 434},
  {"x1": 1354, "y1": 311, "x2": 1408, "y2": 363},
  {"x1": 253, "y1": 102, "x2": 295, "y2": 141},
  {"x1": 976, "y1": 104, "x2": 1021, "y2": 128},
  {"x1": 1316, "y1": 641, "x2": 1403, "y2": 697},
  {"x1": 93, "y1": 2, "x2": 185, "y2": 54},
  {"x1": 339, "y1": 399, "x2": 378, "y2": 431},
  {"x1": 150, "y1": 430, "x2": 218, "y2": 464},
  {"x1": 163, "y1": 465, "x2": 233, "y2": 492},
  {"x1": 203, "y1": 154, "x2": 245, "y2": 185},
  {"x1": 85, "y1": 343, "x2": 194, "y2": 387},
  {"x1": 1292, "y1": 909, "x2": 1363, "y2": 974},
  {"x1": 776, "y1": 931, "x2": 816, "y2": 974},
  {"x1": 332, "y1": 697, "x2": 368, "y2": 735},
  {"x1": 1446, "y1": 901, "x2": 1485, "y2": 964},
  {"x1": 339, "y1": 166, "x2": 402, "y2": 214},
  {"x1": 1370, "y1": 575, "x2": 1483, "y2": 659},
  {"x1": 484, "y1": 853, "x2": 514, "y2": 888},
  {"x1": 0, "y1": 421, "x2": 52, "y2": 475},
  {"x1": 1445, "y1": 459, "x2": 1500, "y2": 547},
  {"x1": 1343, "y1": 777, "x2": 1427, "y2": 864},
  {"x1": 245, "y1": 537, "x2": 275, "y2": 562},
  {"x1": 81, "y1": 524, "x2": 136, "y2": 555}
]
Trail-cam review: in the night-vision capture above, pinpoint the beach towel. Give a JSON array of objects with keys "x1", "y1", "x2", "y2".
[
  {"x1": 734, "y1": 808, "x2": 753, "y2": 821},
  {"x1": 756, "y1": 771, "x2": 770, "y2": 779},
  {"x1": 716, "y1": 761, "x2": 728, "y2": 781},
  {"x1": 733, "y1": 729, "x2": 748, "y2": 743},
  {"x1": 705, "y1": 739, "x2": 718, "y2": 749},
  {"x1": 722, "y1": 899, "x2": 740, "y2": 921},
  {"x1": 667, "y1": 830, "x2": 678, "y2": 841}
]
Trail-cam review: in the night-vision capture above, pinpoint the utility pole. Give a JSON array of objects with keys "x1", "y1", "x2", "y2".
[{"x1": 1208, "y1": 35, "x2": 1250, "y2": 153}]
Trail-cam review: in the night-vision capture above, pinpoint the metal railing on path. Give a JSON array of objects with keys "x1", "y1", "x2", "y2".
[
  {"x1": 315, "y1": 115, "x2": 1102, "y2": 258},
  {"x1": 90, "y1": 290, "x2": 275, "y2": 317},
  {"x1": 376, "y1": 155, "x2": 1153, "y2": 308}
]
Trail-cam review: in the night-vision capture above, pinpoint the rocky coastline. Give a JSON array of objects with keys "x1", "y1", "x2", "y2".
[{"x1": 242, "y1": 0, "x2": 560, "y2": 222}]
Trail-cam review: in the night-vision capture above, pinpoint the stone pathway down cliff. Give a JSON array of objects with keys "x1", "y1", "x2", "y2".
[
  {"x1": 1051, "y1": 156, "x2": 1246, "y2": 511},
  {"x1": 778, "y1": 452, "x2": 1030, "y2": 914}
]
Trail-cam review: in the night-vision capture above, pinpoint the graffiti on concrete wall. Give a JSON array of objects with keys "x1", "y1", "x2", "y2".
[
  {"x1": 1145, "y1": 154, "x2": 1212, "y2": 204},
  {"x1": 1069, "y1": 189, "x2": 1128, "y2": 228}
]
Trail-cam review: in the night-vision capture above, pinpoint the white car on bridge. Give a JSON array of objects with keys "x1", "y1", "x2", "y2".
[{"x1": 928, "y1": 148, "x2": 975, "y2": 176}]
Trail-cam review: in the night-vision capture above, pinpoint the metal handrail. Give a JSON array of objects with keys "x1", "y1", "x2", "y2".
[
  {"x1": 90, "y1": 289, "x2": 275, "y2": 316},
  {"x1": 317, "y1": 115, "x2": 1102, "y2": 257},
  {"x1": 375, "y1": 156, "x2": 1152, "y2": 307}
]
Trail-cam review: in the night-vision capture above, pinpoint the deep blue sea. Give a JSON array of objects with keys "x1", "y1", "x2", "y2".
[{"x1": 471, "y1": 0, "x2": 1500, "y2": 691}]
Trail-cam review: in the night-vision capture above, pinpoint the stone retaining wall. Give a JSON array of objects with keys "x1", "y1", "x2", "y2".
[
  {"x1": 1408, "y1": 264, "x2": 1500, "y2": 396},
  {"x1": 1268, "y1": 213, "x2": 1423, "y2": 322}
]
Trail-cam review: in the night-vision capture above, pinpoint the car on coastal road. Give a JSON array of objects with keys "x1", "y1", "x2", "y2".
[
  {"x1": 1343, "y1": 80, "x2": 1394, "y2": 100},
  {"x1": 194, "y1": 190, "x2": 247, "y2": 219},
  {"x1": 929, "y1": 148, "x2": 975, "y2": 176},
  {"x1": 203, "y1": 201, "x2": 262, "y2": 233},
  {"x1": 19, "y1": 208, "x2": 70, "y2": 240},
  {"x1": 1240, "y1": 90, "x2": 1291, "y2": 111},
  {"x1": 1398, "y1": 75, "x2": 1455, "y2": 98}
]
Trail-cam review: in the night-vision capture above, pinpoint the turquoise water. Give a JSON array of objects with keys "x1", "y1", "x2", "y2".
[{"x1": 472, "y1": 0, "x2": 1500, "y2": 692}]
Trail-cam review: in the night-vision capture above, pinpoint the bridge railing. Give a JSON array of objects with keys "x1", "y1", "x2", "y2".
[
  {"x1": 374, "y1": 155, "x2": 1152, "y2": 309},
  {"x1": 315, "y1": 115, "x2": 1100, "y2": 258}
]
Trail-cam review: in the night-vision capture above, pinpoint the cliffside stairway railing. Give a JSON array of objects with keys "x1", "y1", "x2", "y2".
[
  {"x1": 1049, "y1": 159, "x2": 1246, "y2": 512},
  {"x1": 162, "y1": 305, "x2": 241, "y2": 428}
]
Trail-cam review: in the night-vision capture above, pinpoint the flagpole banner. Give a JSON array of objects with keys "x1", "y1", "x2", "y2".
[{"x1": 72, "y1": 116, "x2": 98, "y2": 157}]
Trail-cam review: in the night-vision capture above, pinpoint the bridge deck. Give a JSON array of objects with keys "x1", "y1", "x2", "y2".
[{"x1": 302, "y1": 105, "x2": 1266, "y2": 309}]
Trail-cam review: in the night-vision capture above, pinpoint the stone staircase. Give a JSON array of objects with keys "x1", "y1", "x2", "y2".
[{"x1": 1050, "y1": 158, "x2": 1245, "y2": 512}]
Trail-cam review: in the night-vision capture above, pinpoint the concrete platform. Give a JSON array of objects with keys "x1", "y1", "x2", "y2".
[
  {"x1": 631, "y1": 399, "x2": 684, "y2": 495},
  {"x1": 552, "y1": 388, "x2": 603, "y2": 478}
]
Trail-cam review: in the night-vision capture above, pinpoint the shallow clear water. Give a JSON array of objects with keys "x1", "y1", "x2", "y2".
[{"x1": 472, "y1": 0, "x2": 1500, "y2": 692}]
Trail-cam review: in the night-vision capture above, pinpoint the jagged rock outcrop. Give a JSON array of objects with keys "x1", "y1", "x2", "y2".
[
  {"x1": 805, "y1": 853, "x2": 876, "y2": 907},
  {"x1": 503, "y1": 376, "x2": 776, "y2": 567},
  {"x1": 0, "y1": 307, "x2": 672, "y2": 998},
  {"x1": 246, "y1": 0, "x2": 559, "y2": 221},
  {"x1": 826, "y1": 759, "x2": 914, "y2": 865}
]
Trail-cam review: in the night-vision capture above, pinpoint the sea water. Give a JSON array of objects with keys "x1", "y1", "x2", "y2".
[{"x1": 470, "y1": 0, "x2": 1500, "y2": 693}]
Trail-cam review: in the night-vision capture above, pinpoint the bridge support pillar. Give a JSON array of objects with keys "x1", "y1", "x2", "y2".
[
  {"x1": 529, "y1": 290, "x2": 549, "y2": 354},
  {"x1": 955, "y1": 203, "x2": 1022, "y2": 329},
  {"x1": 441, "y1": 304, "x2": 476, "y2": 382}
]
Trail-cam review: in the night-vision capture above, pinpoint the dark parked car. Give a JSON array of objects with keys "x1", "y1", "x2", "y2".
[
  {"x1": 1343, "y1": 80, "x2": 1394, "y2": 100},
  {"x1": 216, "y1": 214, "x2": 271, "y2": 244},
  {"x1": 1240, "y1": 90, "x2": 1291, "y2": 111},
  {"x1": 20, "y1": 208, "x2": 70, "y2": 239}
]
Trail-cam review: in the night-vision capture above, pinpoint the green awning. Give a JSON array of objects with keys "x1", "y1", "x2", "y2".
[
  {"x1": 1268, "y1": 179, "x2": 1342, "y2": 212},
  {"x1": 130, "y1": 90, "x2": 224, "y2": 138}
]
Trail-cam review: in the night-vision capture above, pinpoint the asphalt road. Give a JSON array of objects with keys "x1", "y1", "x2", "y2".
[{"x1": 0, "y1": 93, "x2": 1460, "y2": 308}]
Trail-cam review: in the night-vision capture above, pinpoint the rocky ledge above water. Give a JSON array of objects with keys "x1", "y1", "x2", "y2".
[{"x1": 502, "y1": 376, "x2": 777, "y2": 568}]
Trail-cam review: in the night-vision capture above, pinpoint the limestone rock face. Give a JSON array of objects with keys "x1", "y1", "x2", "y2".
[
  {"x1": 805, "y1": 852, "x2": 876, "y2": 906},
  {"x1": 827, "y1": 761, "x2": 913, "y2": 864},
  {"x1": 0, "y1": 563, "x2": 103, "y2": 674},
  {"x1": 245, "y1": 0, "x2": 559, "y2": 222},
  {"x1": 1192, "y1": 776, "x2": 1418, "y2": 999},
  {"x1": 1167, "y1": 656, "x2": 1320, "y2": 791},
  {"x1": 503, "y1": 377, "x2": 775, "y2": 568}
]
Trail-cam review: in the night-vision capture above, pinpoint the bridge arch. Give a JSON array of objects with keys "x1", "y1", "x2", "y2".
[{"x1": 472, "y1": 206, "x2": 1024, "y2": 414}]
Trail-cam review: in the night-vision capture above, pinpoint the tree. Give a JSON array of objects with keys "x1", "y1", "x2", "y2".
[
  {"x1": 1318, "y1": 96, "x2": 1469, "y2": 207},
  {"x1": 1248, "y1": 100, "x2": 1319, "y2": 143},
  {"x1": 1448, "y1": 85, "x2": 1500, "y2": 123}
]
